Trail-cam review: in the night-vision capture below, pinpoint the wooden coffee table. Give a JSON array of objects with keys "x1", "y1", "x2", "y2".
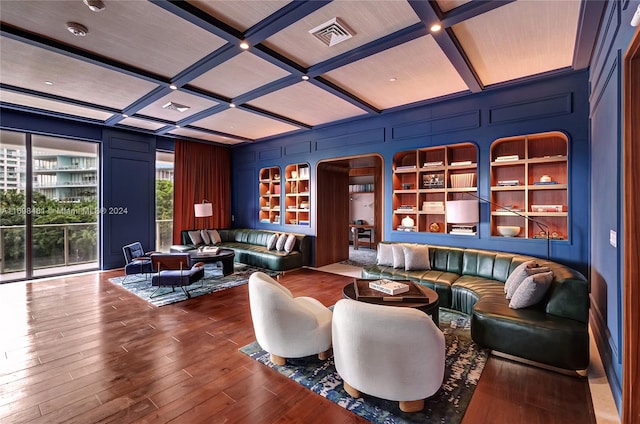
[
  {"x1": 188, "y1": 248, "x2": 235, "y2": 276},
  {"x1": 342, "y1": 279, "x2": 440, "y2": 326}
]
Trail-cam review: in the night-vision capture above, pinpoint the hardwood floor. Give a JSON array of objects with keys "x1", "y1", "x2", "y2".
[{"x1": 0, "y1": 268, "x2": 595, "y2": 423}]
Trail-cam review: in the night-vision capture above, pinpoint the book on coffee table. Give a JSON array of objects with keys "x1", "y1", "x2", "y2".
[{"x1": 353, "y1": 279, "x2": 428, "y2": 303}]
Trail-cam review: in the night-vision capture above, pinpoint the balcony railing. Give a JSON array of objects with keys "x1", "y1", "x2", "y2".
[{"x1": 0, "y1": 220, "x2": 174, "y2": 277}]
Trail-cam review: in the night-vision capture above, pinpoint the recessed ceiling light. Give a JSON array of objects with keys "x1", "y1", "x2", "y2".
[
  {"x1": 44, "y1": 81, "x2": 53, "y2": 85},
  {"x1": 239, "y1": 41, "x2": 250, "y2": 50},
  {"x1": 430, "y1": 23, "x2": 442, "y2": 32},
  {"x1": 301, "y1": 75, "x2": 310, "y2": 81},
  {"x1": 122, "y1": 113, "x2": 129, "y2": 118},
  {"x1": 229, "y1": 103, "x2": 236, "y2": 108},
  {"x1": 66, "y1": 22, "x2": 88, "y2": 37},
  {"x1": 169, "y1": 84, "x2": 178, "y2": 90},
  {"x1": 389, "y1": 77, "x2": 398, "y2": 82},
  {"x1": 83, "y1": 0, "x2": 105, "y2": 12}
]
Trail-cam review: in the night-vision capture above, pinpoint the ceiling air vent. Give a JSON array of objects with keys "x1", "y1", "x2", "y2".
[
  {"x1": 309, "y1": 17, "x2": 354, "y2": 47},
  {"x1": 162, "y1": 102, "x2": 190, "y2": 113}
]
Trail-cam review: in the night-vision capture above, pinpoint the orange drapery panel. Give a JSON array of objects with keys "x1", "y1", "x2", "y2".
[{"x1": 173, "y1": 140, "x2": 232, "y2": 243}]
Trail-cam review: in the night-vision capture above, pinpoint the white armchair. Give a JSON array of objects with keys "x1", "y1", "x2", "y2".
[
  {"x1": 248, "y1": 271, "x2": 332, "y2": 366},
  {"x1": 332, "y1": 299, "x2": 446, "y2": 412}
]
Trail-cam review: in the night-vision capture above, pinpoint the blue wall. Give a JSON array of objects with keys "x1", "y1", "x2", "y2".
[
  {"x1": 587, "y1": 1, "x2": 637, "y2": 413},
  {"x1": 232, "y1": 71, "x2": 591, "y2": 275}
]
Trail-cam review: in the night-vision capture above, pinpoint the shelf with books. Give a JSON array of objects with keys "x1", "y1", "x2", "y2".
[
  {"x1": 393, "y1": 142, "x2": 477, "y2": 233},
  {"x1": 490, "y1": 131, "x2": 569, "y2": 240},
  {"x1": 284, "y1": 163, "x2": 310, "y2": 226},
  {"x1": 258, "y1": 166, "x2": 281, "y2": 224}
]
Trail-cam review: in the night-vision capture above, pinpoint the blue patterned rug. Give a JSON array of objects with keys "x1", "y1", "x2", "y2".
[
  {"x1": 239, "y1": 309, "x2": 487, "y2": 423},
  {"x1": 109, "y1": 263, "x2": 278, "y2": 307}
]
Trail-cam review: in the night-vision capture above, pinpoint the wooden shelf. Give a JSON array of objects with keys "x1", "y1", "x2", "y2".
[
  {"x1": 284, "y1": 163, "x2": 310, "y2": 226},
  {"x1": 258, "y1": 166, "x2": 281, "y2": 224},
  {"x1": 393, "y1": 142, "x2": 478, "y2": 234},
  {"x1": 490, "y1": 131, "x2": 569, "y2": 240}
]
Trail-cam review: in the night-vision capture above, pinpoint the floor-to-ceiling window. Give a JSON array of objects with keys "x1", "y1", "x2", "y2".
[
  {"x1": 0, "y1": 130, "x2": 99, "y2": 282},
  {"x1": 156, "y1": 151, "x2": 174, "y2": 252}
]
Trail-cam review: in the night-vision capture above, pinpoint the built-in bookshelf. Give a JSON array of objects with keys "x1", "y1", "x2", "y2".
[
  {"x1": 490, "y1": 131, "x2": 568, "y2": 240},
  {"x1": 284, "y1": 163, "x2": 310, "y2": 226},
  {"x1": 259, "y1": 166, "x2": 281, "y2": 224},
  {"x1": 392, "y1": 142, "x2": 478, "y2": 233}
]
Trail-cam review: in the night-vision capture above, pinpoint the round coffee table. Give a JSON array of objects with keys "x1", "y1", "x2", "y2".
[
  {"x1": 342, "y1": 281, "x2": 440, "y2": 326},
  {"x1": 188, "y1": 248, "x2": 235, "y2": 276}
]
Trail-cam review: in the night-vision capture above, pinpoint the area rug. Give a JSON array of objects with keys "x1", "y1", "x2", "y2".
[
  {"x1": 239, "y1": 309, "x2": 487, "y2": 424},
  {"x1": 109, "y1": 263, "x2": 278, "y2": 307},
  {"x1": 340, "y1": 246, "x2": 378, "y2": 268}
]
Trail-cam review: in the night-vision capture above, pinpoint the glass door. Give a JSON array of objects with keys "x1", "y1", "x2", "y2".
[{"x1": 0, "y1": 130, "x2": 100, "y2": 282}]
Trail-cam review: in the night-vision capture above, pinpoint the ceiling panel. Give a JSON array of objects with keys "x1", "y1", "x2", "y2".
[
  {"x1": 191, "y1": 108, "x2": 301, "y2": 140},
  {"x1": 189, "y1": 52, "x2": 291, "y2": 98},
  {"x1": 188, "y1": 0, "x2": 292, "y2": 32},
  {"x1": 323, "y1": 35, "x2": 469, "y2": 110},
  {"x1": 168, "y1": 127, "x2": 245, "y2": 145},
  {"x1": 435, "y1": 0, "x2": 472, "y2": 13},
  {"x1": 136, "y1": 91, "x2": 219, "y2": 123},
  {"x1": 262, "y1": 0, "x2": 421, "y2": 67},
  {"x1": 453, "y1": 0, "x2": 581, "y2": 85},
  {"x1": 0, "y1": 0, "x2": 226, "y2": 79},
  {"x1": 0, "y1": 37, "x2": 158, "y2": 110},
  {"x1": 0, "y1": 90, "x2": 113, "y2": 122},
  {"x1": 248, "y1": 82, "x2": 367, "y2": 126},
  {"x1": 119, "y1": 117, "x2": 167, "y2": 132}
]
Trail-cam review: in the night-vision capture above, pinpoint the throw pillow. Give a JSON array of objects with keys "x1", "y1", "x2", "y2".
[
  {"x1": 526, "y1": 265, "x2": 551, "y2": 276},
  {"x1": 200, "y1": 230, "x2": 211, "y2": 245},
  {"x1": 266, "y1": 233, "x2": 278, "y2": 250},
  {"x1": 392, "y1": 244, "x2": 405, "y2": 269},
  {"x1": 276, "y1": 233, "x2": 287, "y2": 251},
  {"x1": 504, "y1": 260, "x2": 537, "y2": 299},
  {"x1": 376, "y1": 243, "x2": 394, "y2": 266},
  {"x1": 403, "y1": 244, "x2": 431, "y2": 271},
  {"x1": 509, "y1": 271, "x2": 555, "y2": 309},
  {"x1": 284, "y1": 234, "x2": 296, "y2": 253},
  {"x1": 188, "y1": 230, "x2": 203, "y2": 246},
  {"x1": 207, "y1": 229, "x2": 221, "y2": 245}
]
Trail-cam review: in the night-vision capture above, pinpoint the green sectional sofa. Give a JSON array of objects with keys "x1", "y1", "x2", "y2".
[
  {"x1": 362, "y1": 242, "x2": 590, "y2": 371},
  {"x1": 171, "y1": 228, "x2": 311, "y2": 272}
]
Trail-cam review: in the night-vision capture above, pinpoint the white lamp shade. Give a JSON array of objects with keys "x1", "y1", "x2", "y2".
[
  {"x1": 194, "y1": 202, "x2": 213, "y2": 218},
  {"x1": 446, "y1": 200, "x2": 479, "y2": 224}
]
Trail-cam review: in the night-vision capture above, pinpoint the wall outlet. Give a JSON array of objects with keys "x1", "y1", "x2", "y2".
[{"x1": 610, "y1": 230, "x2": 617, "y2": 248}]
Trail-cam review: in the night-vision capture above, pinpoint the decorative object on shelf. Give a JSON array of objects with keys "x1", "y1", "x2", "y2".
[
  {"x1": 539, "y1": 175, "x2": 552, "y2": 183},
  {"x1": 401, "y1": 215, "x2": 415, "y2": 227},
  {"x1": 289, "y1": 219, "x2": 298, "y2": 225},
  {"x1": 401, "y1": 183, "x2": 414, "y2": 189},
  {"x1": 497, "y1": 226, "x2": 521, "y2": 237},
  {"x1": 274, "y1": 174, "x2": 280, "y2": 180},
  {"x1": 429, "y1": 222, "x2": 440, "y2": 232},
  {"x1": 291, "y1": 170, "x2": 298, "y2": 179},
  {"x1": 531, "y1": 204, "x2": 563, "y2": 212},
  {"x1": 423, "y1": 173, "x2": 445, "y2": 188},
  {"x1": 464, "y1": 192, "x2": 551, "y2": 259},
  {"x1": 299, "y1": 201, "x2": 309, "y2": 209},
  {"x1": 450, "y1": 173, "x2": 475, "y2": 188},
  {"x1": 497, "y1": 180, "x2": 520, "y2": 186},
  {"x1": 423, "y1": 201, "x2": 445, "y2": 213}
]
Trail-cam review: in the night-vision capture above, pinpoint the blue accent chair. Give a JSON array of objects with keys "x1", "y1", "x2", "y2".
[
  {"x1": 149, "y1": 253, "x2": 205, "y2": 298},
  {"x1": 122, "y1": 242, "x2": 157, "y2": 283}
]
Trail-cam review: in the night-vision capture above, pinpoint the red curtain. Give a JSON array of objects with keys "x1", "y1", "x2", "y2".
[{"x1": 173, "y1": 140, "x2": 232, "y2": 243}]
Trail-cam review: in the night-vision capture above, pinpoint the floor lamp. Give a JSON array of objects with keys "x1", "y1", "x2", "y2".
[
  {"x1": 194, "y1": 200, "x2": 213, "y2": 230},
  {"x1": 461, "y1": 192, "x2": 551, "y2": 260}
]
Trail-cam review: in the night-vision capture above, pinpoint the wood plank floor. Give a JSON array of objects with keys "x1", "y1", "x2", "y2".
[{"x1": 0, "y1": 268, "x2": 595, "y2": 423}]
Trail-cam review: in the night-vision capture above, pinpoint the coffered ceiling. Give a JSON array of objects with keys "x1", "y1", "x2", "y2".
[{"x1": 0, "y1": 0, "x2": 604, "y2": 146}]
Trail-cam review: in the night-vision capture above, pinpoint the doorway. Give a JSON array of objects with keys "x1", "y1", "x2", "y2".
[{"x1": 315, "y1": 155, "x2": 383, "y2": 267}]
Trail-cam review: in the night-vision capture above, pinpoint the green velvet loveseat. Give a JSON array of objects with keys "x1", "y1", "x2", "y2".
[
  {"x1": 171, "y1": 228, "x2": 311, "y2": 272},
  {"x1": 361, "y1": 242, "x2": 590, "y2": 371}
]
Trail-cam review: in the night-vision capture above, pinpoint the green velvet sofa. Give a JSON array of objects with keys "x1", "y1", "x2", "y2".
[
  {"x1": 361, "y1": 242, "x2": 590, "y2": 371},
  {"x1": 171, "y1": 228, "x2": 311, "y2": 272}
]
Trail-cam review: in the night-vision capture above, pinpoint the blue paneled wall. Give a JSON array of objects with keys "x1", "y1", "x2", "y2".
[
  {"x1": 232, "y1": 71, "x2": 591, "y2": 276},
  {"x1": 587, "y1": 1, "x2": 638, "y2": 413}
]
